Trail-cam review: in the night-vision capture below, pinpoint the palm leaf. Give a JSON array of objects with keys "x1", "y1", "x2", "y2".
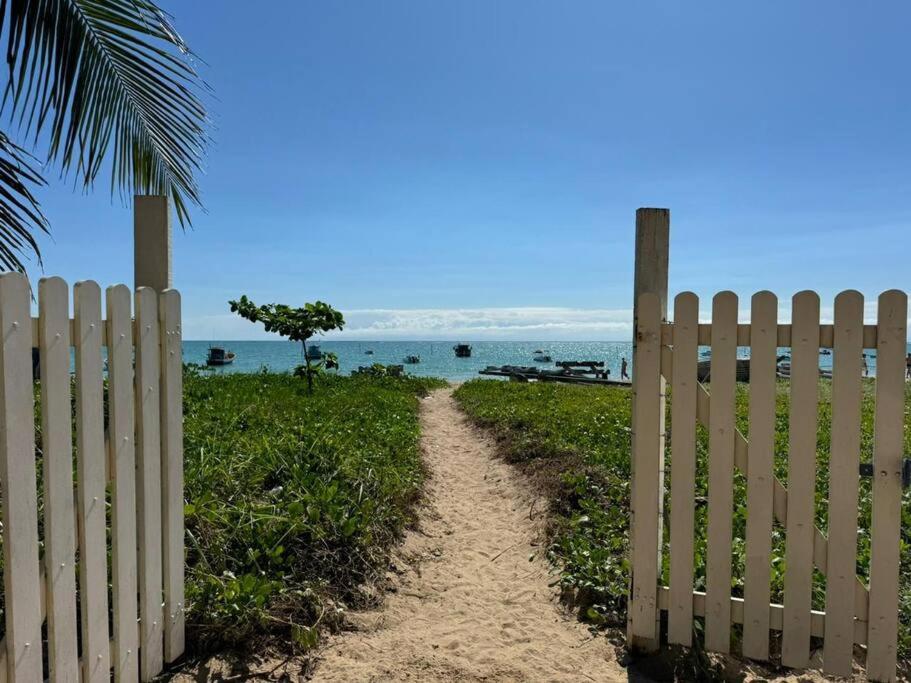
[
  {"x1": 0, "y1": 129, "x2": 48, "y2": 271},
  {"x1": 1, "y1": 0, "x2": 209, "y2": 227}
]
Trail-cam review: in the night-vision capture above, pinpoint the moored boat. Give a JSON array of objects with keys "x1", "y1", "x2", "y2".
[
  {"x1": 776, "y1": 356, "x2": 832, "y2": 380},
  {"x1": 306, "y1": 344, "x2": 323, "y2": 360},
  {"x1": 454, "y1": 343, "x2": 472, "y2": 357},
  {"x1": 206, "y1": 346, "x2": 236, "y2": 366},
  {"x1": 404, "y1": 355, "x2": 421, "y2": 364},
  {"x1": 533, "y1": 351, "x2": 552, "y2": 362}
]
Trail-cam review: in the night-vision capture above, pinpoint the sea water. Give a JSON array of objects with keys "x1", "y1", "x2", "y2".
[
  {"x1": 183, "y1": 340, "x2": 905, "y2": 382},
  {"x1": 184, "y1": 341, "x2": 635, "y2": 382}
]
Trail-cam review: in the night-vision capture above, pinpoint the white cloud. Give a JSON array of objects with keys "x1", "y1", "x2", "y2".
[
  {"x1": 186, "y1": 298, "x2": 910, "y2": 341},
  {"x1": 184, "y1": 307, "x2": 635, "y2": 341}
]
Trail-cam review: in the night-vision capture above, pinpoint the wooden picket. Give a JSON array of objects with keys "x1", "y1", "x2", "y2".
[
  {"x1": 75, "y1": 280, "x2": 112, "y2": 682},
  {"x1": 108, "y1": 284, "x2": 140, "y2": 682},
  {"x1": 0, "y1": 273, "x2": 43, "y2": 682},
  {"x1": 741, "y1": 291, "x2": 777, "y2": 661},
  {"x1": 866, "y1": 290, "x2": 907, "y2": 680},
  {"x1": 630, "y1": 288, "x2": 908, "y2": 683},
  {"x1": 781, "y1": 291, "x2": 820, "y2": 669},
  {"x1": 38, "y1": 277, "x2": 79, "y2": 682},
  {"x1": 667, "y1": 292, "x2": 697, "y2": 646},
  {"x1": 135, "y1": 287, "x2": 165, "y2": 681},
  {"x1": 160, "y1": 290, "x2": 186, "y2": 661},
  {"x1": 823, "y1": 290, "x2": 864, "y2": 676},
  {"x1": 705, "y1": 291, "x2": 737, "y2": 653},
  {"x1": 0, "y1": 276, "x2": 185, "y2": 682}
]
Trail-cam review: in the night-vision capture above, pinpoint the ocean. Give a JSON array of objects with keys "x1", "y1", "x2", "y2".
[
  {"x1": 183, "y1": 340, "x2": 903, "y2": 382},
  {"x1": 184, "y1": 341, "x2": 635, "y2": 382}
]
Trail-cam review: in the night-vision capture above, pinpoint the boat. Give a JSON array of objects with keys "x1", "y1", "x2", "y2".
[
  {"x1": 776, "y1": 357, "x2": 832, "y2": 380},
  {"x1": 403, "y1": 355, "x2": 421, "y2": 364},
  {"x1": 306, "y1": 344, "x2": 323, "y2": 360},
  {"x1": 479, "y1": 364, "x2": 620, "y2": 386},
  {"x1": 365, "y1": 349, "x2": 374, "y2": 355},
  {"x1": 454, "y1": 343, "x2": 472, "y2": 358},
  {"x1": 206, "y1": 346, "x2": 236, "y2": 366},
  {"x1": 533, "y1": 351, "x2": 552, "y2": 362}
]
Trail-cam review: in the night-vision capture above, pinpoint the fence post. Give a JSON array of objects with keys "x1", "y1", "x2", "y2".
[
  {"x1": 134, "y1": 196, "x2": 172, "y2": 292},
  {"x1": 628, "y1": 208, "x2": 669, "y2": 652},
  {"x1": 134, "y1": 194, "x2": 185, "y2": 669}
]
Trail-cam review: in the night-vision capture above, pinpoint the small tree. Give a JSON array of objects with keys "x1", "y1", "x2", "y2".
[{"x1": 229, "y1": 296, "x2": 345, "y2": 393}]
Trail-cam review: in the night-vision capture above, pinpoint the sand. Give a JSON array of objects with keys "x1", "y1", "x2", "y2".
[{"x1": 307, "y1": 387, "x2": 628, "y2": 682}]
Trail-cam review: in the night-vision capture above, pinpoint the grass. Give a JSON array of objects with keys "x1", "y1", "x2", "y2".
[
  {"x1": 453, "y1": 377, "x2": 911, "y2": 663},
  {"x1": 183, "y1": 368, "x2": 446, "y2": 652}
]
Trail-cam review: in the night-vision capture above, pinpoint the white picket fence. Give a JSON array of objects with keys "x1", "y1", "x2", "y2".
[
  {"x1": 0, "y1": 273, "x2": 184, "y2": 682},
  {"x1": 630, "y1": 289, "x2": 908, "y2": 682}
]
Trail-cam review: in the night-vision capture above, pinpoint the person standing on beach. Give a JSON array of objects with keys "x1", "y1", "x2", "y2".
[
  {"x1": 906, "y1": 352, "x2": 911, "y2": 379},
  {"x1": 621, "y1": 357, "x2": 629, "y2": 381},
  {"x1": 863, "y1": 354, "x2": 869, "y2": 377}
]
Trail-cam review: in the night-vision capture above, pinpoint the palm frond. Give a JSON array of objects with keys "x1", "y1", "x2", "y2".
[
  {"x1": 1, "y1": 0, "x2": 209, "y2": 226},
  {"x1": 0, "y1": 129, "x2": 48, "y2": 271}
]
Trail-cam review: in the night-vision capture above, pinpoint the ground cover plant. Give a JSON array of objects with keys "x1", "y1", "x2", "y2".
[
  {"x1": 183, "y1": 367, "x2": 446, "y2": 652},
  {"x1": 453, "y1": 378, "x2": 911, "y2": 665}
]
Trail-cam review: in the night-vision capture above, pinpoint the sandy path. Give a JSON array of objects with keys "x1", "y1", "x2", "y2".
[{"x1": 311, "y1": 388, "x2": 628, "y2": 682}]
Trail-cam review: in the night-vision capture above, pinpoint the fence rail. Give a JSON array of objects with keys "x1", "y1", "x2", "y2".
[
  {"x1": 0, "y1": 273, "x2": 184, "y2": 682},
  {"x1": 630, "y1": 288, "x2": 908, "y2": 682}
]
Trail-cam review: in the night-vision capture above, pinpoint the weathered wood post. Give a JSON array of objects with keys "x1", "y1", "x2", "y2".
[
  {"x1": 132, "y1": 194, "x2": 185, "y2": 666},
  {"x1": 134, "y1": 195, "x2": 172, "y2": 291},
  {"x1": 628, "y1": 207, "x2": 669, "y2": 652}
]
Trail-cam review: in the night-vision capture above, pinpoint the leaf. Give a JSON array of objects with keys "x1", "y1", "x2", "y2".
[
  {"x1": 1, "y1": 0, "x2": 210, "y2": 230},
  {"x1": 0, "y1": 131, "x2": 48, "y2": 271}
]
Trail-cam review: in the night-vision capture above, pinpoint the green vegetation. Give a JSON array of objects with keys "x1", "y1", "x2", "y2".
[
  {"x1": 184, "y1": 368, "x2": 445, "y2": 652},
  {"x1": 229, "y1": 297, "x2": 346, "y2": 392},
  {"x1": 453, "y1": 378, "x2": 911, "y2": 658}
]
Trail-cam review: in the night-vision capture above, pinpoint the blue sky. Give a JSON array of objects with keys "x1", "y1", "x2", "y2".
[{"x1": 28, "y1": 1, "x2": 911, "y2": 340}]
